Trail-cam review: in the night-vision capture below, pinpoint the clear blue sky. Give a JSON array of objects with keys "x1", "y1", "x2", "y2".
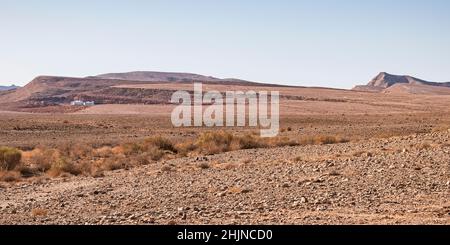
[{"x1": 1, "y1": 0, "x2": 450, "y2": 88}]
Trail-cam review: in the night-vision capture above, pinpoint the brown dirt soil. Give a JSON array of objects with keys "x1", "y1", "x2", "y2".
[{"x1": 1, "y1": 84, "x2": 450, "y2": 224}]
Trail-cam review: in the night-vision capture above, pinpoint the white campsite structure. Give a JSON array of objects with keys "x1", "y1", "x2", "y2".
[{"x1": 70, "y1": 100, "x2": 95, "y2": 106}]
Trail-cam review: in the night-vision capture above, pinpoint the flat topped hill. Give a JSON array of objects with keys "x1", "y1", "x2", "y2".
[
  {"x1": 0, "y1": 72, "x2": 287, "y2": 111},
  {"x1": 93, "y1": 71, "x2": 222, "y2": 82}
]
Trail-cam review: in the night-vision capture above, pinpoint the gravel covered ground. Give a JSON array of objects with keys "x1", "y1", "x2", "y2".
[{"x1": 1, "y1": 131, "x2": 449, "y2": 225}]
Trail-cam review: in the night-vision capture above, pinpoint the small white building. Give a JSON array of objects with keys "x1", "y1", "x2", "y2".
[
  {"x1": 70, "y1": 100, "x2": 95, "y2": 106},
  {"x1": 70, "y1": 100, "x2": 84, "y2": 106}
]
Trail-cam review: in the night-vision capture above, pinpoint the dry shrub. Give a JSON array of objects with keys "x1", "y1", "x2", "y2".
[
  {"x1": 0, "y1": 146, "x2": 22, "y2": 171},
  {"x1": 47, "y1": 154, "x2": 81, "y2": 177},
  {"x1": 147, "y1": 147, "x2": 165, "y2": 161},
  {"x1": 195, "y1": 131, "x2": 234, "y2": 155},
  {"x1": 129, "y1": 153, "x2": 152, "y2": 165},
  {"x1": 317, "y1": 135, "x2": 337, "y2": 144},
  {"x1": 83, "y1": 159, "x2": 106, "y2": 177},
  {"x1": 268, "y1": 137, "x2": 299, "y2": 147},
  {"x1": 144, "y1": 136, "x2": 177, "y2": 153},
  {"x1": 298, "y1": 136, "x2": 317, "y2": 145},
  {"x1": 27, "y1": 148, "x2": 81, "y2": 177},
  {"x1": 111, "y1": 146, "x2": 125, "y2": 155},
  {"x1": 26, "y1": 148, "x2": 58, "y2": 172},
  {"x1": 102, "y1": 155, "x2": 127, "y2": 171},
  {"x1": 120, "y1": 137, "x2": 176, "y2": 161},
  {"x1": 121, "y1": 143, "x2": 143, "y2": 156},
  {"x1": 68, "y1": 143, "x2": 93, "y2": 160},
  {"x1": 176, "y1": 140, "x2": 197, "y2": 157},
  {"x1": 56, "y1": 143, "x2": 92, "y2": 160},
  {"x1": 92, "y1": 146, "x2": 113, "y2": 158},
  {"x1": 190, "y1": 132, "x2": 303, "y2": 155},
  {"x1": 0, "y1": 130, "x2": 354, "y2": 181},
  {"x1": 235, "y1": 134, "x2": 267, "y2": 149},
  {"x1": 0, "y1": 171, "x2": 21, "y2": 182}
]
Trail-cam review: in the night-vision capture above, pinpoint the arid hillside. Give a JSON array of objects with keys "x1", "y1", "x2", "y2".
[
  {"x1": 353, "y1": 72, "x2": 450, "y2": 95},
  {"x1": 2, "y1": 71, "x2": 450, "y2": 114},
  {"x1": 0, "y1": 72, "x2": 284, "y2": 112}
]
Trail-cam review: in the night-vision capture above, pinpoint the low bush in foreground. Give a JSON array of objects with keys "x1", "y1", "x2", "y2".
[
  {"x1": 196, "y1": 131, "x2": 234, "y2": 155},
  {"x1": 0, "y1": 132, "x2": 351, "y2": 182},
  {"x1": 0, "y1": 146, "x2": 22, "y2": 171}
]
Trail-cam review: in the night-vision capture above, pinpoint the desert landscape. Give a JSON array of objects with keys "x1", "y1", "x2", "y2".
[{"x1": 0, "y1": 71, "x2": 449, "y2": 224}]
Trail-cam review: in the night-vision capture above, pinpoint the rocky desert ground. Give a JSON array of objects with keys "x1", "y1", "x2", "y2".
[{"x1": 0, "y1": 72, "x2": 449, "y2": 224}]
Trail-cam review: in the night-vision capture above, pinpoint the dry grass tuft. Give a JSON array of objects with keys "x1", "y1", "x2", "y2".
[
  {"x1": 121, "y1": 142, "x2": 143, "y2": 156},
  {"x1": 92, "y1": 146, "x2": 113, "y2": 158},
  {"x1": 146, "y1": 147, "x2": 165, "y2": 161},
  {"x1": 144, "y1": 136, "x2": 177, "y2": 153},
  {"x1": 47, "y1": 155, "x2": 81, "y2": 177},
  {"x1": 175, "y1": 140, "x2": 197, "y2": 157},
  {"x1": 102, "y1": 155, "x2": 127, "y2": 171},
  {"x1": 26, "y1": 148, "x2": 58, "y2": 172},
  {"x1": 317, "y1": 135, "x2": 349, "y2": 145},
  {"x1": 235, "y1": 134, "x2": 267, "y2": 149},
  {"x1": 0, "y1": 146, "x2": 22, "y2": 171},
  {"x1": 132, "y1": 153, "x2": 152, "y2": 165},
  {"x1": 195, "y1": 131, "x2": 234, "y2": 155},
  {"x1": 268, "y1": 137, "x2": 299, "y2": 147}
]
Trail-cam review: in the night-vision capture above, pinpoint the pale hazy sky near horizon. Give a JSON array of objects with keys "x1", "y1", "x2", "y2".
[{"x1": 1, "y1": 0, "x2": 450, "y2": 88}]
